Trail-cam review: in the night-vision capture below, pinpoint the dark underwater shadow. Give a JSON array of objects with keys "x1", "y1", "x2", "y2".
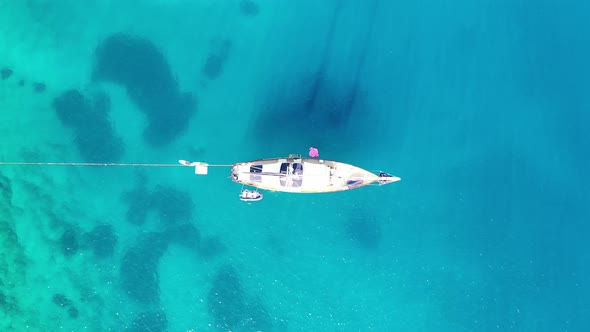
[
  {"x1": 345, "y1": 213, "x2": 382, "y2": 250},
  {"x1": 52, "y1": 89, "x2": 125, "y2": 162},
  {"x1": 92, "y1": 33, "x2": 196, "y2": 147},
  {"x1": 207, "y1": 264, "x2": 273, "y2": 331},
  {"x1": 252, "y1": 72, "x2": 368, "y2": 155}
]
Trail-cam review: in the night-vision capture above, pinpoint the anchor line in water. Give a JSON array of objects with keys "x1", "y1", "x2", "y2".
[{"x1": 0, "y1": 162, "x2": 233, "y2": 168}]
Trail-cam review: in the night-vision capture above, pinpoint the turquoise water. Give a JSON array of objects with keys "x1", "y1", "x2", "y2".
[{"x1": 1, "y1": 0, "x2": 589, "y2": 331}]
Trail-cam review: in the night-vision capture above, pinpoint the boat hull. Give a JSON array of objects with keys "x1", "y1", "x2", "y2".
[{"x1": 230, "y1": 156, "x2": 399, "y2": 193}]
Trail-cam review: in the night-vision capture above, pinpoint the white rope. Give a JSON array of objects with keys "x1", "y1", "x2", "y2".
[
  {"x1": 0, "y1": 162, "x2": 233, "y2": 167},
  {"x1": 0, "y1": 161, "x2": 182, "y2": 167}
]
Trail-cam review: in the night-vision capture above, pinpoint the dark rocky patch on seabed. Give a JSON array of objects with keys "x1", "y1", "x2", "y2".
[{"x1": 92, "y1": 33, "x2": 196, "y2": 147}]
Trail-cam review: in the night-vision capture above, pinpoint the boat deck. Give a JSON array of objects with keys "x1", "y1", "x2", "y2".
[{"x1": 231, "y1": 157, "x2": 382, "y2": 193}]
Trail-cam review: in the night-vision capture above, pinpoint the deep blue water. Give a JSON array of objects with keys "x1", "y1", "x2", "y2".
[{"x1": 0, "y1": 0, "x2": 589, "y2": 331}]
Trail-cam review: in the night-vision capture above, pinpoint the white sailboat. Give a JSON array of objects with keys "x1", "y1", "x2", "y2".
[{"x1": 179, "y1": 153, "x2": 400, "y2": 200}]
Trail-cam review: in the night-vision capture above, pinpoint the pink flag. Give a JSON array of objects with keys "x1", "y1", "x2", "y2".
[{"x1": 309, "y1": 147, "x2": 319, "y2": 158}]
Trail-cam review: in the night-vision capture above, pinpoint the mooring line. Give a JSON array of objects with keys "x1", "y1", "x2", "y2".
[{"x1": 0, "y1": 162, "x2": 233, "y2": 167}]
